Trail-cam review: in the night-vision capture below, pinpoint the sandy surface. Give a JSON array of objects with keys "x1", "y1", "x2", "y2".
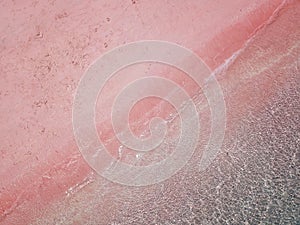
[{"x1": 0, "y1": 0, "x2": 299, "y2": 224}]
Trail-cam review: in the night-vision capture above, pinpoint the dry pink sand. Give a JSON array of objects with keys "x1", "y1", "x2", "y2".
[{"x1": 0, "y1": 0, "x2": 299, "y2": 224}]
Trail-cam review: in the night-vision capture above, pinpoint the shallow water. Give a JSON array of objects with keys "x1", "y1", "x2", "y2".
[{"x1": 0, "y1": 0, "x2": 299, "y2": 224}]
